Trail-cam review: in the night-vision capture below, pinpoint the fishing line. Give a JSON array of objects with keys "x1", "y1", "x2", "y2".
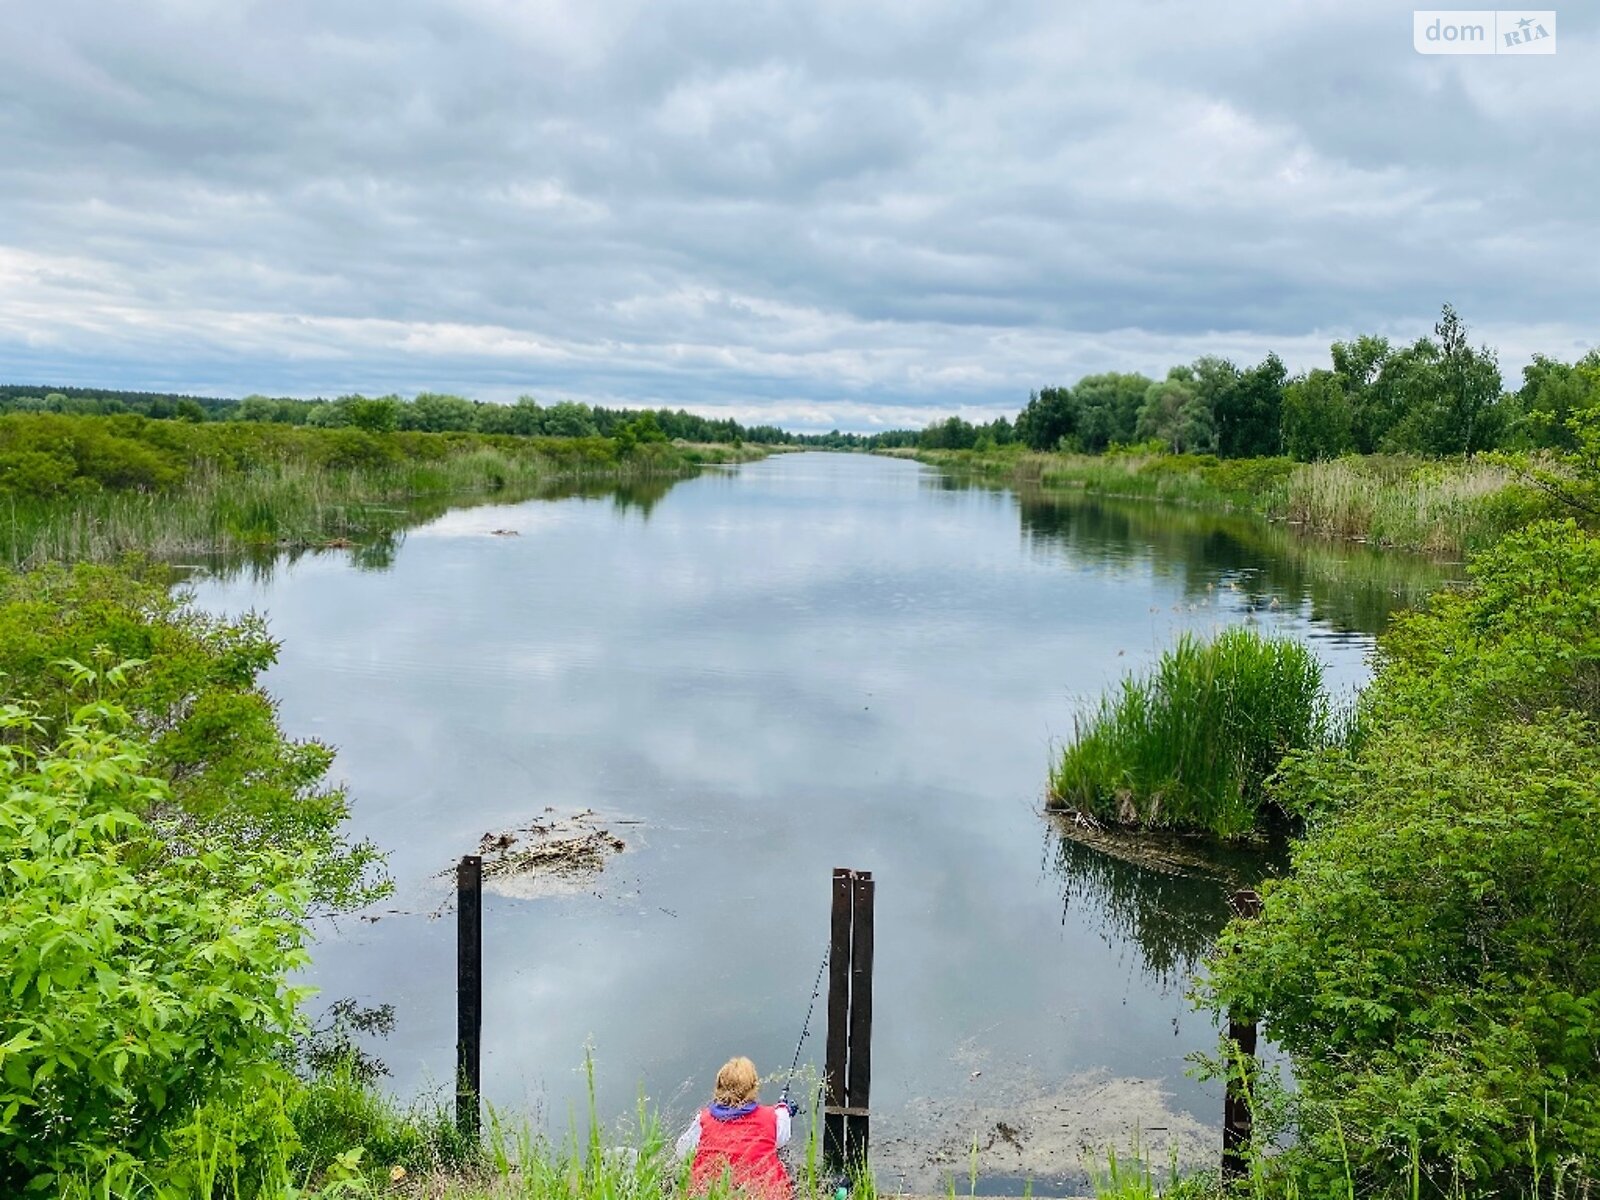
[{"x1": 780, "y1": 942, "x2": 831, "y2": 1106}]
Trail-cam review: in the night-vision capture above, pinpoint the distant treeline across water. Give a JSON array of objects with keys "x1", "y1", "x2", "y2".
[{"x1": 8, "y1": 303, "x2": 1598, "y2": 460}]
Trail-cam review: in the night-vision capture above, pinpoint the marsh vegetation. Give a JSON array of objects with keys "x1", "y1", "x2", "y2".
[{"x1": 0, "y1": 412, "x2": 765, "y2": 566}]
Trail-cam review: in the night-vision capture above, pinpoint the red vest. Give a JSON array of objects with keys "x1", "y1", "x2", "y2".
[{"x1": 690, "y1": 1105, "x2": 791, "y2": 1200}]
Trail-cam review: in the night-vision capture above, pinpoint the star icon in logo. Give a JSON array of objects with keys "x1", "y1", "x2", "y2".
[{"x1": 1517, "y1": 16, "x2": 1534, "y2": 29}]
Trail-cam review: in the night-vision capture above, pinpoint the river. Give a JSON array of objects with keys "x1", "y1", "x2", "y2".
[{"x1": 187, "y1": 451, "x2": 1456, "y2": 1192}]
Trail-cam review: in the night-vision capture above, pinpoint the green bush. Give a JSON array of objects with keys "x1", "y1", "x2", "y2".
[
  {"x1": 1202, "y1": 520, "x2": 1600, "y2": 1194},
  {"x1": 1049, "y1": 628, "x2": 1332, "y2": 838},
  {"x1": 0, "y1": 702, "x2": 311, "y2": 1191},
  {"x1": 1361, "y1": 519, "x2": 1600, "y2": 740},
  {"x1": 1201, "y1": 455, "x2": 1296, "y2": 496},
  {"x1": 0, "y1": 560, "x2": 386, "y2": 911},
  {"x1": 1204, "y1": 718, "x2": 1600, "y2": 1194}
]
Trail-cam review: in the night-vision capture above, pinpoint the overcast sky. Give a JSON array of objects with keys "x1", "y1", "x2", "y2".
[{"x1": 0, "y1": 1, "x2": 1595, "y2": 430}]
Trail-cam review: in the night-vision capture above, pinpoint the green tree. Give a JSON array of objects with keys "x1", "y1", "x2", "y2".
[
  {"x1": 1212, "y1": 353, "x2": 1287, "y2": 458},
  {"x1": 1137, "y1": 371, "x2": 1215, "y2": 453},
  {"x1": 1281, "y1": 369, "x2": 1354, "y2": 461},
  {"x1": 344, "y1": 395, "x2": 400, "y2": 434},
  {"x1": 1015, "y1": 387, "x2": 1077, "y2": 450},
  {"x1": 920, "y1": 415, "x2": 978, "y2": 450},
  {"x1": 541, "y1": 401, "x2": 599, "y2": 438},
  {"x1": 302, "y1": 400, "x2": 350, "y2": 428},
  {"x1": 1382, "y1": 307, "x2": 1505, "y2": 456},
  {"x1": 1434, "y1": 303, "x2": 1505, "y2": 455},
  {"x1": 399, "y1": 392, "x2": 477, "y2": 433},
  {"x1": 1331, "y1": 334, "x2": 1396, "y2": 453},
  {"x1": 476, "y1": 396, "x2": 544, "y2": 437},
  {"x1": 1071, "y1": 373, "x2": 1152, "y2": 452},
  {"x1": 0, "y1": 562, "x2": 385, "y2": 911},
  {"x1": 1203, "y1": 521, "x2": 1600, "y2": 1193},
  {"x1": 1516, "y1": 351, "x2": 1600, "y2": 450}
]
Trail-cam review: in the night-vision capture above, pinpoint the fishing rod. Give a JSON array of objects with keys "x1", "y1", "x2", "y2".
[{"x1": 779, "y1": 943, "x2": 830, "y2": 1110}]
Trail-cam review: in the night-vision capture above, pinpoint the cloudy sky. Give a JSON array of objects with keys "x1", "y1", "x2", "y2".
[{"x1": 1, "y1": 1, "x2": 1594, "y2": 430}]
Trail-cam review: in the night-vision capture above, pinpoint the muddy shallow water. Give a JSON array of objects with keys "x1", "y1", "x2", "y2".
[{"x1": 186, "y1": 452, "x2": 1456, "y2": 1193}]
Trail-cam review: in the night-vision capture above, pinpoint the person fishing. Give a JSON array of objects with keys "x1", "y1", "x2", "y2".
[{"x1": 676, "y1": 1056, "x2": 796, "y2": 1200}]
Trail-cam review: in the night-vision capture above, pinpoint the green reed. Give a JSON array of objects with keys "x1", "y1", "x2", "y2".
[
  {"x1": 1, "y1": 444, "x2": 700, "y2": 568},
  {"x1": 908, "y1": 448, "x2": 1560, "y2": 557},
  {"x1": 1049, "y1": 628, "x2": 1332, "y2": 839}
]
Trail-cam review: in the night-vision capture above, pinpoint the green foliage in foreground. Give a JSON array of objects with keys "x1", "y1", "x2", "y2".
[
  {"x1": 1049, "y1": 628, "x2": 1332, "y2": 838},
  {"x1": 0, "y1": 702, "x2": 311, "y2": 1193},
  {"x1": 0, "y1": 560, "x2": 385, "y2": 911},
  {"x1": 1201, "y1": 520, "x2": 1600, "y2": 1195}
]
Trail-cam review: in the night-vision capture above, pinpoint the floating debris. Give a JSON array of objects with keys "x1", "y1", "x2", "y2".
[
  {"x1": 489, "y1": 528, "x2": 521, "y2": 536},
  {"x1": 454, "y1": 808, "x2": 629, "y2": 899}
]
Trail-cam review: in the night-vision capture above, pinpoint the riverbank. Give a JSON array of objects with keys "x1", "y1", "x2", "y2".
[
  {"x1": 0, "y1": 412, "x2": 769, "y2": 565},
  {"x1": 890, "y1": 446, "x2": 1562, "y2": 557}
]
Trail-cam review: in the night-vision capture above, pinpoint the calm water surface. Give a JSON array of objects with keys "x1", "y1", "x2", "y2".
[{"x1": 188, "y1": 452, "x2": 1452, "y2": 1188}]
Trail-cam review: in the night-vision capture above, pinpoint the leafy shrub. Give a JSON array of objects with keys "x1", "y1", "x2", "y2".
[
  {"x1": 1203, "y1": 520, "x2": 1600, "y2": 1193},
  {"x1": 1202, "y1": 455, "x2": 1295, "y2": 496},
  {"x1": 0, "y1": 560, "x2": 386, "y2": 911},
  {"x1": 0, "y1": 702, "x2": 311, "y2": 1191},
  {"x1": 1049, "y1": 628, "x2": 1332, "y2": 838},
  {"x1": 1204, "y1": 718, "x2": 1600, "y2": 1194},
  {"x1": 1363, "y1": 518, "x2": 1600, "y2": 738}
]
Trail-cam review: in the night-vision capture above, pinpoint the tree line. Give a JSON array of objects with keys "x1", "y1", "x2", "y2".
[
  {"x1": 999, "y1": 305, "x2": 1600, "y2": 461},
  {"x1": 9, "y1": 304, "x2": 1596, "y2": 461},
  {"x1": 0, "y1": 388, "x2": 798, "y2": 446}
]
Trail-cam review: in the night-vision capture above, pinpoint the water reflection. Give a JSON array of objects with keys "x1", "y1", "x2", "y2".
[
  {"x1": 1048, "y1": 822, "x2": 1287, "y2": 990},
  {"x1": 932, "y1": 476, "x2": 1462, "y2": 635},
  {"x1": 185, "y1": 472, "x2": 701, "y2": 585}
]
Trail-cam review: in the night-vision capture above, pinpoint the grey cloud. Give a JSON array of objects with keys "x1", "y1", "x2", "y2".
[{"x1": 1, "y1": 0, "x2": 1596, "y2": 428}]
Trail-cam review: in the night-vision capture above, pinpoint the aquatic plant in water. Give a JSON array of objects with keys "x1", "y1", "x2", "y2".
[{"x1": 1049, "y1": 627, "x2": 1332, "y2": 838}]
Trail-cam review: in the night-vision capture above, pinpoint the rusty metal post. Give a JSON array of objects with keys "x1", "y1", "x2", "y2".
[
  {"x1": 1222, "y1": 889, "x2": 1262, "y2": 1182},
  {"x1": 456, "y1": 854, "x2": 483, "y2": 1139},
  {"x1": 844, "y1": 872, "x2": 875, "y2": 1168},
  {"x1": 824, "y1": 869, "x2": 853, "y2": 1169}
]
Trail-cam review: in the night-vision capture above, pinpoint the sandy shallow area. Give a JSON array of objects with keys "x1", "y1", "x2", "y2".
[{"x1": 869, "y1": 1069, "x2": 1212, "y2": 1195}]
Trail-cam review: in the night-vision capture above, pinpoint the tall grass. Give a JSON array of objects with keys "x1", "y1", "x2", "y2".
[
  {"x1": 906, "y1": 447, "x2": 1562, "y2": 557},
  {"x1": 1049, "y1": 628, "x2": 1332, "y2": 839},
  {"x1": 1, "y1": 444, "x2": 700, "y2": 567},
  {"x1": 59, "y1": 1060, "x2": 857, "y2": 1200},
  {"x1": 1277, "y1": 456, "x2": 1551, "y2": 555},
  {"x1": 1086, "y1": 1139, "x2": 1594, "y2": 1200}
]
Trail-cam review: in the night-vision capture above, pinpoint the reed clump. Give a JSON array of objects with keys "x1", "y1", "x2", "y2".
[
  {"x1": 0, "y1": 422, "x2": 707, "y2": 567},
  {"x1": 1049, "y1": 628, "x2": 1333, "y2": 839},
  {"x1": 907, "y1": 446, "x2": 1561, "y2": 557},
  {"x1": 1278, "y1": 455, "x2": 1550, "y2": 555}
]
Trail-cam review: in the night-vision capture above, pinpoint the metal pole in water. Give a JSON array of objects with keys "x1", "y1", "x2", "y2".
[
  {"x1": 824, "y1": 868, "x2": 875, "y2": 1174},
  {"x1": 1221, "y1": 888, "x2": 1262, "y2": 1182},
  {"x1": 824, "y1": 868, "x2": 853, "y2": 1170},
  {"x1": 457, "y1": 854, "x2": 483, "y2": 1140},
  {"x1": 844, "y1": 871, "x2": 875, "y2": 1170}
]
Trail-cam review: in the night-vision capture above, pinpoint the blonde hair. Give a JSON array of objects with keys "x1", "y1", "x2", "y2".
[{"x1": 713, "y1": 1056, "x2": 760, "y2": 1106}]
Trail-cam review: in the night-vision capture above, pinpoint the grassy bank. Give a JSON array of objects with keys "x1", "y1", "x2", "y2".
[
  {"x1": 62, "y1": 1059, "x2": 859, "y2": 1200},
  {"x1": 0, "y1": 413, "x2": 768, "y2": 566},
  {"x1": 897, "y1": 446, "x2": 1562, "y2": 557}
]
